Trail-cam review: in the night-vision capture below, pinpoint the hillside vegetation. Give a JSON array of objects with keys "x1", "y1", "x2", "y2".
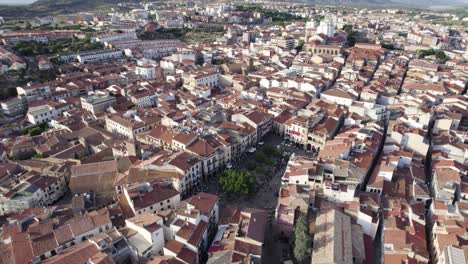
[{"x1": 0, "y1": 0, "x2": 141, "y2": 18}]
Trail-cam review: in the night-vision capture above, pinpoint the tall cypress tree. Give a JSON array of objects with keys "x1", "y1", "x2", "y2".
[{"x1": 292, "y1": 212, "x2": 311, "y2": 263}]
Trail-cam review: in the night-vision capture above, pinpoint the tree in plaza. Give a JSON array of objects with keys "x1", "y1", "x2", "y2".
[
  {"x1": 255, "y1": 166, "x2": 266, "y2": 175},
  {"x1": 255, "y1": 152, "x2": 268, "y2": 163},
  {"x1": 292, "y1": 211, "x2": 311, "y2": 263},
  {"x1": 262, "y1": 145, "x2": 281, "y2": 158},
  {"x1": 218, "y1": 169, "x2": 255, "y2": 195},
  {"x1": 435, "y1": 50, "x2": 447, "y2": 62},
  {"x1": 246, "y1": 161, "x2": 256, "y2": 171}
]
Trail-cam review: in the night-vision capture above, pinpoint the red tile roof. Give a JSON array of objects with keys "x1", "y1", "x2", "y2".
[{"x1": 185, "y1": 192, "x2": 218, "y2": 217}]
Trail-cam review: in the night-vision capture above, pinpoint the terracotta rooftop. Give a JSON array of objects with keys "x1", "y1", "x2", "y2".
[{"x1": 184, "y1": 192, "x2": 218, "y2": 217}]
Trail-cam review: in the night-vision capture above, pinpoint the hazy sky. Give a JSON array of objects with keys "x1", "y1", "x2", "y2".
[{"x1": 0, "y1": 0, "x2": 36, "y2": 5}]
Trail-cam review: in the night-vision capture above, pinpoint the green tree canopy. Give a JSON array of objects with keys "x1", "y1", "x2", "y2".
[
  {"x1": 235, "y1": 5, "x2": 305, "y2": 23},
  {"x1": 346, "y1": 30, "x2": 357, "y2": 47},
  {"x1": 28, "y1": 127, "x2": 44, "y2": 136},
  {"x1": 255, "y1": 152, "x2": 268, "y2": 163},
  {"x1": 255, "y1": 166, "x2": 266, "y2": 175},
  {"x1": 342, "y1": 24, "x2": 353, "y2": 33},
  {"x1": 262, "y1": 145, "x2": 281, "y2": 158},
  {"x1": 292, "y1": 212, "x2": 311, "y2": 263},
  {"x1": 246, "y1": 161, "x2": 256, "y2": 171},
  {"x1": 416, "y1": 48, "x2": 435, "y2": 57},
  {"x1": 435, "y1": 50, "x2": 447, "y2": 62},
  {"x1": 218, "y1": 169, "x2": 255, "y2": 195},
  {"x1": 33, "y1": 153, "x2": 43, "y2": 158},
  {"x1": 14, "y1": 37, "x2": 104, "y2": 57},
  {"x1": 343, "y1": 24, "x2": 358, "y2": 47},
  {"x1": 295, "y1": 40, "x2": 305, "y2": 53},
  {"x1": 314, "y1": 15, "x2": 324, "y2": 22},
  {"x1": 416, "y1": 48, "x2": 448, "y2": 62},
  {"x1": 382, "y1": 43, "x2": 395, "y2": 50}
]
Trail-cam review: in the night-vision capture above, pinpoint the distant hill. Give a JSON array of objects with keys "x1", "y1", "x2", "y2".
[
  {"x1": 0, "y1": 0, "x2": 466, "y2": 18},
  {"x1": 0, "y1": 0, "x2": 141, "y2": 18},
  {"x1": 390, "y1": 0, "x2": 468, "y2": 8},
  {"x1": 302, "y1": 0, "x2": 468, "y2": 8}
]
